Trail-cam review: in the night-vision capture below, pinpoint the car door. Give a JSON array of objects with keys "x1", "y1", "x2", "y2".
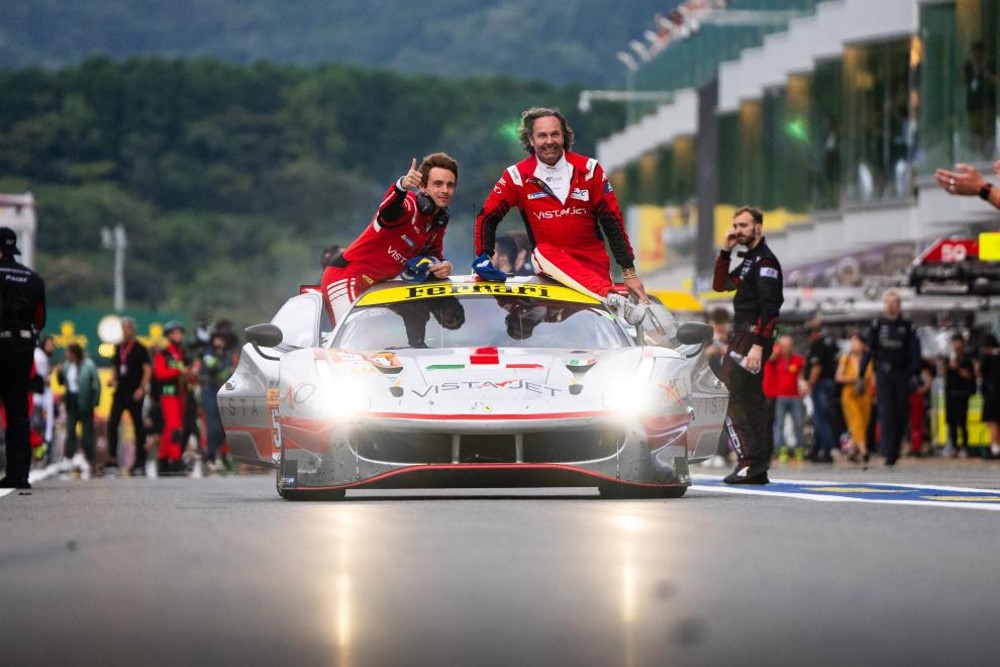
[{"x1": 219, "y1": 292, "x2": 324, "y2": 467}]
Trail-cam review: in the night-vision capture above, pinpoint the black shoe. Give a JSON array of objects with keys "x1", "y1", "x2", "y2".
[
  {"x1": 0, "y1": 477, "x2": 32, "y2": 489},
  {"x1": 128, "y1": 465, "x2": 146, "y2": 477},
  {"x1": 723, "y1": 465, "x2": 770, "y2": 485}
]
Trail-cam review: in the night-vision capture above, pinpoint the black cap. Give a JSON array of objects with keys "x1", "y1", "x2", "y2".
[{"x1": 0, "y1": 227, "x2": 21, "y2": 255}]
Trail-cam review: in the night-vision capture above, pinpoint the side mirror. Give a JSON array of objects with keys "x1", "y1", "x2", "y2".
[
  {"x1": 245, "y1": 323, "x2": 284, "y2": 360},
  {"x1": 675, "y1": 321, "x2": 713, "y2": 346}
]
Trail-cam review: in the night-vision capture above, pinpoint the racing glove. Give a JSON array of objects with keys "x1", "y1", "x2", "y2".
[
  {"x1": 401, "y1": 255, "x2": 438, "y2": 283},
  {"x1": 472, "y1": 253, "x2": 507, "y2": 282}
]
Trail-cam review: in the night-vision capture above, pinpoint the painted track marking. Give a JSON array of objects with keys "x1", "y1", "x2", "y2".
[{"x1": 692, "y1": 475, "x2": 1000, "y2": 511}]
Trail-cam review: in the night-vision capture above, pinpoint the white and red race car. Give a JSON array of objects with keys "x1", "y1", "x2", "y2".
[{"x1": 219, "y1": 276, "x2": 727, "y2": 500}]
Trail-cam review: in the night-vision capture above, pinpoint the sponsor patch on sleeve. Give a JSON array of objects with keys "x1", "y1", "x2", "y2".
[
  {"x1": 603, "y1": 179, "x2": 614, "y2": 194},
  {"x1": 760, "y1": 267, "x2": 780, "y2": 279}
]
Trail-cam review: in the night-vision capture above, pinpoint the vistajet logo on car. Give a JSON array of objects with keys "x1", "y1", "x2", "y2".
[{"x1": 412, "y1": 380, "x2": 562, "y2": 397}]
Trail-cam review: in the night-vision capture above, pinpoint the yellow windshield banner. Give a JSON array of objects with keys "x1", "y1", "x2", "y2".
[{"x1": 356, "y1": 282, "x2": 601, "y2": 307}]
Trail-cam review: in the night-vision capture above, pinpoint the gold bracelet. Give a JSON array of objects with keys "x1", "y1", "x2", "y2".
[{"x1": 622, "y1": 268, "x2": 638, "y2": 280}]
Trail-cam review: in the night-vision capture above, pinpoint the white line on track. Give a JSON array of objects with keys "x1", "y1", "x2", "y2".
[
  {"x1": 690, "y1": 475, "x2": 1000, "y2": 511},
  {"x1": 0, "y1": 489, "x2": 13, "y2": 499}
]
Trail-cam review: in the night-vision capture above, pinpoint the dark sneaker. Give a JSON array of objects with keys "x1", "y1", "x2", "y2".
[
  {"x1": 723, "y1": 465, "x2": 769, "y2": 485},
  {"x1": 0, "y1": 477, "x2": 32, "y2": 489}
]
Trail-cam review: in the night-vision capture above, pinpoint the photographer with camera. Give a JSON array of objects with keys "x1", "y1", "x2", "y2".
[{"x1": 320, "y1": 153, "x2": 457, "y2": 325}]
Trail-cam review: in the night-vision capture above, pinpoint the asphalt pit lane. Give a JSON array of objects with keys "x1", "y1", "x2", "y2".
[
  {"x1": 655, "y1": 580, "x2": 677, "y2": 600},
  {"x1": 672, "y1": 617, "x2": 706, "y2": 646}
]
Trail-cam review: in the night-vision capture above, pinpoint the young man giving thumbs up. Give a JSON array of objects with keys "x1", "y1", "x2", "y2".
[{"x1": 321, "y1": 153, "x2": 458, "y2": 325}]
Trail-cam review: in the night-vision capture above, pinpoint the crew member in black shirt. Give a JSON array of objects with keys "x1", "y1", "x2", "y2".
[
  {"x1": 858, "y1": 289, "x2": 920, "y2": 466},
  {"x1": 805, "y1": 318, "x2": 840, "y2": 463},
  {"x1": 944, "y1": 333, "x2": 975, "y2": 457},
  {"x1": 107, "y1": 316, "x2": 152, "y2": 475},
  {"x1": 712, "y1": 206, "x2": 784, "y2": 484},
  {"x1": 0, "y1": 227, "x2": 46, "y2": 490}
]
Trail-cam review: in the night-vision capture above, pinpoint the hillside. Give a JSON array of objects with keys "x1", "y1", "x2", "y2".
[
  {"x1": 0, "y1": 58, "x2": 627, "y2": 326},
  {"x1": 1, "y1": 0, "x2": 669, "y2": 86}
]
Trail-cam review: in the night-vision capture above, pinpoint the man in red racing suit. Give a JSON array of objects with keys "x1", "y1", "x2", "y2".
[
  {"x1": 474, "y1": 106, "x2": 649, "y2": 325},
  {"x1": 154, "y1": 321, "x2": 190, "y2": 474},
  {"x1": 321, "y1": 153, "x2": 457, "y2": 325}
]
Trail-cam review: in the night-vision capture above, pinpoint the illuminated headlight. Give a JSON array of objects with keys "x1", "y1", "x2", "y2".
[
  {"x1": 603, "y1": 361, "x2": 655, "y2": 418},
  {"x1": 313, "y1": 361, "x2": 371, "y2": 416},
  {"x1": 604, "y1": 382, "x2": 655, "y2": 418}
]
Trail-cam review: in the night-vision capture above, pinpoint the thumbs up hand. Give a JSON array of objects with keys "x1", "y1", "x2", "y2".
[{"x1": 401, "y1": 157, "x2": 422, "y2": 191}]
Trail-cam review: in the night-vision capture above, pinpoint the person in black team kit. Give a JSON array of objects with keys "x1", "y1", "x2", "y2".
[
  {"x1": 858, "y1": 289, "x2": 920, "y2": 467},
  {"x1": 0, "y1": 227, "x2": 47, "y2": 490},
  {"x1": 107, "y1": 316, "x2": 152, "y2": 475},
  {"x1": 712, "y1": 206, "x2": 784, "y2": 485}
]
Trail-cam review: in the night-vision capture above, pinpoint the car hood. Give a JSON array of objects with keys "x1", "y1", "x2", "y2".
[{"x1": 279, "y1": 345, "x2": 673, "y2": 419}]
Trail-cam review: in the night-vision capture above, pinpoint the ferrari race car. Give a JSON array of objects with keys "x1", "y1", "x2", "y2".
[
  {"x1": 909, "y1": 236, "x2": 1000, "y2": 295},
  {"x1": 219, "y1": 276, "x2": 728, "y2": 499}
]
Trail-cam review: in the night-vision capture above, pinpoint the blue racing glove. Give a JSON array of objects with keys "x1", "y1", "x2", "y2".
[
  {"x1": 472, "y1": 253, "x2": 507, "y2": 282},
  {"x1": 401, "y1": 255, "x2": 438, "y2": 283}
]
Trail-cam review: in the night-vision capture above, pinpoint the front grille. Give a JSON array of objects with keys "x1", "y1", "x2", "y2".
[{"x1": 351, "y1": 426, "x2": 623, "y2": 465}]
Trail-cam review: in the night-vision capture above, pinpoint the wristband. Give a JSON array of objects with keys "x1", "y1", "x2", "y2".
[{"x1": 979, "y1": 183, "x2": 993, "y2": 201}]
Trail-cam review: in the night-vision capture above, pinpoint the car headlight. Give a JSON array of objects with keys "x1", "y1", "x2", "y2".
[
  {"x1": 313, "y1": 360, "x2": 371, "y2": 416},
  {"x1": 603, "y1": 359, "x2": 655, "y2": 418}
]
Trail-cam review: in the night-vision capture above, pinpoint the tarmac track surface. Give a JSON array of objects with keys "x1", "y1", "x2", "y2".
[{"x1": 2, "y1": 460, "x2": 1000, "y2": 667}]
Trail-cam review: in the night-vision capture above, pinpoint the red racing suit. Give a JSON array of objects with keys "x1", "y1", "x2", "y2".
[
  {"x1": 475, "y1": 152, "x2": 636, "y2": 299},
  {"x1": 153, "y1": 342, "x2": 188, "y2": 462},
  {"x1": 321, "y1": 182, "x2": 449, "y2": 324}
]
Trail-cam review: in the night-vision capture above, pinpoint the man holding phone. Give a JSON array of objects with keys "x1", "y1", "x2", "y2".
[{"x1": 712, "y1": 206, "x2": 784, "y2": 484}]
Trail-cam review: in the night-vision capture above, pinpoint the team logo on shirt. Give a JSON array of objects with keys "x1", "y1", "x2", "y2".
[
  {"x1": 570, "y1": 188, "x2": 590, "y2": 201},
  {"x1": 400, "y1": 234, "x2": 415, "y2": 248},
  {"x1": 527, "y1": 192, "x2": 548, "y2": 200},
  {"x1": 760, "y1": 267, "x2": 780, "y2": 279}
]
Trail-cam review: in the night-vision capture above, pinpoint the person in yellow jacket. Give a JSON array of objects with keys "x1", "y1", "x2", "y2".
[{"x1": 835, "y1": 333, "x2": 873, "y2": 467}]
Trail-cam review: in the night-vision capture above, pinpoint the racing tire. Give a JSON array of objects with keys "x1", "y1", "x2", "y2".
[
  {"x1": 599, "y1": 483, "x2": 687, "y2": 499},
  {"x1": 281, "y1": 488, "x2": 347, "y2": 501}
]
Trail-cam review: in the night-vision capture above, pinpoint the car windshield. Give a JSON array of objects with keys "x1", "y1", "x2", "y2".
[{"x1": 332, "y1": 294, "x2": 632, "y2": 350}]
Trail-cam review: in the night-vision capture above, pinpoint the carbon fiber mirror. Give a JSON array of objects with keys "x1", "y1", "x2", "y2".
[
  {"x1": 245, "y1": 323, "x2": 283, "y2": 348},
  {"x1": 675, "y1": 321, "x2": 712, "y2": 346}
]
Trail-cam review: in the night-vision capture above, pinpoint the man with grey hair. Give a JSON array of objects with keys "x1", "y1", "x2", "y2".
[
  {"x1": 858, "y1": 289, "x2": 920, "y2": 466},
  {"x1": 107, "y1": 316, "x2": 152, "y2": 475},
  {"x1": 473, "y1": 106, "x2": 649, "y2": 325}
]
